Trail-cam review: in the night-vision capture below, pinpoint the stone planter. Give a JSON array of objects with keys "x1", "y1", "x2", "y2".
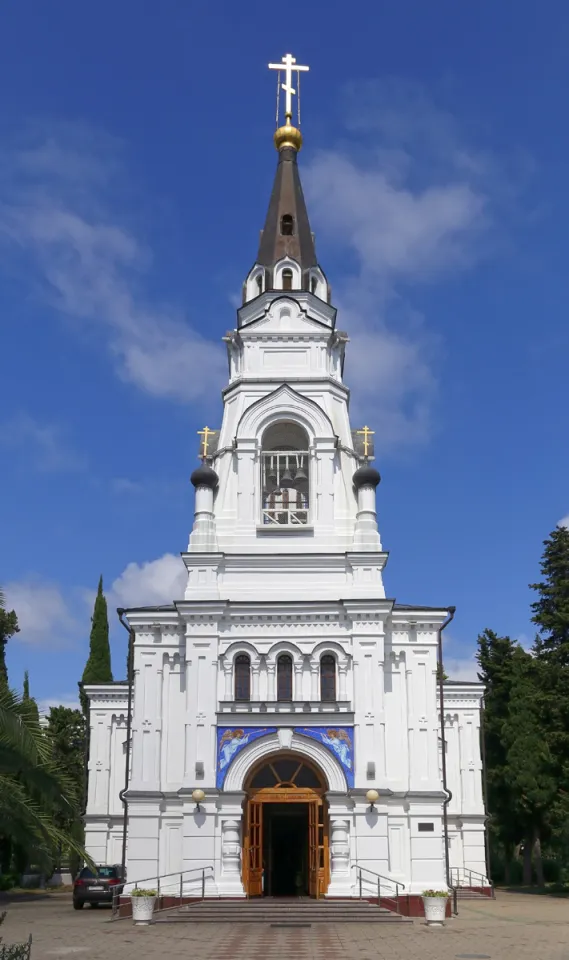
[
  {"x1": 131, "y1": 895, "x2": 157, "y2": 925},
  {"x1": 422, "y1": 895, "x2": 447, "y2": 925}
]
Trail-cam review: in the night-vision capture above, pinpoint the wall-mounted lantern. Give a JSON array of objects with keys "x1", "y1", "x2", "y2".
[
  {"x1": 192, "y1": 788, "x2": 206, "y2": 813},
  {"x1": 366, "y1": 789, "x2": 379, "y2": 812}
]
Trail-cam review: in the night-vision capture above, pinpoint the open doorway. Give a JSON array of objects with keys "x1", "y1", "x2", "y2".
[
  {"x1": 263, "y1": 803, "x2": 308, "y2": 896},
  {"x1": 243, "y1": 754, "x2": 329, "y2": 898}
]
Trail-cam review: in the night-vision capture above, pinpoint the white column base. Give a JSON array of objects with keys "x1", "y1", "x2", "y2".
[
  {"x1": 216, "y1": 877, "x2": 246, "y2": 897},
  {"x1": 326, "y1": 877, "x2": 354, "y2": 898}
]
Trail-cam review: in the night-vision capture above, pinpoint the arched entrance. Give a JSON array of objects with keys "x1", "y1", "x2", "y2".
[{"x1": 242, "y1": 754, "x2": 329, "y2": 898}]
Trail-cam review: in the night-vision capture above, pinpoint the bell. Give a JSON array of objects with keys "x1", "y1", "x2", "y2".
[
  {"x1": 267, "y1": 468, "x2": 277, "y2": 483},
  {"x1": 294, "y1": 467, "x2": 307, "y2": 483},
  {"x1": 280, "y1": 468, "x2": 294, "y2": 488}
]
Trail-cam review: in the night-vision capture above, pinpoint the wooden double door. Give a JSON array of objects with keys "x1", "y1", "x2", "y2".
[
  {"x1": 243, "y1": 756, "x2": 329, "y2": 898},
  {"x1": 243, "y1": 795, "x2": 328, "y2": 898}
]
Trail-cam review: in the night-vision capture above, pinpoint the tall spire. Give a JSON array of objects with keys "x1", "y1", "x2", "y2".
[
  {"x1": 243, "y1": 54, "x2": 328, "y2": 304},
  {"x1": 257, "y1": 143, "x2": 317, "y2": 270},
  {"x1": 259, "y1": 53, "x2": 317, "y2": 274}
]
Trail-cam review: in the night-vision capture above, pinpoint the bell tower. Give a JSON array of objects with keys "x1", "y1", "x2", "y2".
[{"x1": 185, "y1": 53, "x2": 385, "y2": 602}]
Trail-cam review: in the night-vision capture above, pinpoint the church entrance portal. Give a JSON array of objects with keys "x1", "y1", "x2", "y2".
[{"x1": 242, "y1": 755, "x2": 329, "y2": 898}]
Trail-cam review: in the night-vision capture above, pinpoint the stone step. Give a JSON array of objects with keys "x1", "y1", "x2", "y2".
[{"x1": 156, "y1": 899, "x2": 408, "y2": 923}]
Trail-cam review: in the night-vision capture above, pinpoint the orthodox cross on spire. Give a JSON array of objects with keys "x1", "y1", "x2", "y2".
[
  {"x1": 198, "y1": 426, "x2": 214, "y2": 460},
  {"x1": 269, "y1": 53, "x2": 309, "y2": 125},
  {"x1": 356, "y1": 425, "x2": 375, "y2": 460}
]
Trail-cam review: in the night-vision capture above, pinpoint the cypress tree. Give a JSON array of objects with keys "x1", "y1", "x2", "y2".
[
  {"x1": 22, "y1": 669, "x2": 40, "y2": 724},
  {"x1": 0, "y1": 589, "x2": 19, "y2": 689},
  {"x1": 80, "y1": 576, "x2": 113, "y2": 714}
]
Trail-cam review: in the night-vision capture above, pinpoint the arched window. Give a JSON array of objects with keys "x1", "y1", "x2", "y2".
[
  {"x1": 256, "y1": 274, "x2": 263, "y2": 296},
  {"x1": 261, "y1": 421, "x2": 309, "y2": 527},
  {"x1": 277, "y1": 654, "x2": 293, "y2": 701},
  {"x1": 281, "y1": 214, "x2": 294, "y2": 236},
  {"x1": 235, "y1": 654, "x2": 251, "y2": 701},
  {"x1": 311, "y1": 276, "x2": 318, "y2": 294},
  {"x1": 320, "y1": 655, "x2": 336, "y2": 702},
  {"x1": 282, "y1": 269, "x2": 293, "y2": 291}
]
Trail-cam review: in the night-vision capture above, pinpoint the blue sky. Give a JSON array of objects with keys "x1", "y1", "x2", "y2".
[{"x1": 1, "y1": 0, "x2": 568, "y2": 709}]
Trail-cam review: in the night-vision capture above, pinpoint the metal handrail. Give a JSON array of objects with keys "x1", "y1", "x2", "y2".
[
  {"x1": 450, "y1": 866, "x2": 491, "y2": 885},
  {"x1": 112, "y1": 865, "x2": 215, "y2": 920},
  {"x1": 353, "y1": 864, "x2": 405, "y2": 915},
  {"x1": 450, "y1": 866, "x2": 494, "y2": 898}
]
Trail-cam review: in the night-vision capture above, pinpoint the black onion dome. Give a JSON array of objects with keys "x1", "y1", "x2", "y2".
[
  {"x1": 191, "y1": 464, "x2": 219, "y2": 489},
  {"x1": 353, "y1": 465, "x2": 381, "y2": 489}
]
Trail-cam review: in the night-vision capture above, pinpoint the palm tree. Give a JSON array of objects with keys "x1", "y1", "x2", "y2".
[
  {"x1": 0, "y1": 686, "x2": 90, "y2": 868},
  {"x1": 0, "y1": 590, "x2": 91, "y2": 870}
]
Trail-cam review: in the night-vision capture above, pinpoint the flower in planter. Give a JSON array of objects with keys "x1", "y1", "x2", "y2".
[
  {"x1": 131, "y1": 888, "x2": 157, "y2": 897},
  {"x1": 422, "y1": 889, "x2": 449, "y2": 897}
]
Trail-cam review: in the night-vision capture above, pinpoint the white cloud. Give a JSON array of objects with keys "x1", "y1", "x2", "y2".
[
  {"x1": 305, "y1": 153, "x2": 486, "y2": 283},
  {"x1": 0, "y1": 123, "x2": 226, "y2": 404},
  {"x1": 558, "y1": 515, "x2": 569, "y2": 529},
  {"x1": 303, "y1": 78, "x2": 507, "y2": 450},
  {"x1": 109, "y1": 553, "x2": 186, "y2": 609},
  {"x1": 37, "y1": 695, "x2": 80, "y2": 716},
  {"x1": 3, "y1": 578, "x2": 78, "y2": 646},
  {"x1": 0, "y1": 413, "x2": 85, "y2": 472},
  {"x1": 111, "y1": 477, "x2": 144, "y2": 495},
  {"x1": 444, "y1": 655, "x2": 480, "y2": 683}
]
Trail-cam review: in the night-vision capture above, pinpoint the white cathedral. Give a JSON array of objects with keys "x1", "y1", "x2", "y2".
[{"x1": 84, "y1": 55, "x2": 487, "y2": 908}]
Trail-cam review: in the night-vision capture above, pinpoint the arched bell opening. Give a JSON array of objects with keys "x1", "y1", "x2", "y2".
[
  {"x1": 261, "y1": 421, "x2": 310, "y2": 527},
  {"x1": 242, "y1": 753, "x2": 329, "y2": 899}
]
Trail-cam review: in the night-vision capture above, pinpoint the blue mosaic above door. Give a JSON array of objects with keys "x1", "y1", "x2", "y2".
[{"x1": 216, "y1": 725, "x2": 354, "y2": 788}]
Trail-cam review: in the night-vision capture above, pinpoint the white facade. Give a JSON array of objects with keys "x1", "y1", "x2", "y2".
[{"x1": 84, "y1": 120, "x2": 487, "y2": 900}]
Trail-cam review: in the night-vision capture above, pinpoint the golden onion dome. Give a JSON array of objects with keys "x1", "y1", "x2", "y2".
[{"x1": 274, "y1": 122, "x2": 303, "y2": 152}]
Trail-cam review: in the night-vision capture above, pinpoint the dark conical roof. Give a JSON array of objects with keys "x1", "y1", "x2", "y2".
[{"x1": 257, "y1": 146, "x2": 317, "y2": 271}]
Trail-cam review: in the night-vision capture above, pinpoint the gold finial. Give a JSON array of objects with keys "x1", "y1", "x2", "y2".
[
  {"x1": 274, "y1": 122, "x2": 303, "y2": 152},
  {"x1": 356, "y1": 425, "x2": 375, "y2": 459},
  {"x1": 268, "y1": 53, "x2": 309, "y2": 152},
  {"x1": 197, "y1": 426, "x2": 214, "y2": 460}
]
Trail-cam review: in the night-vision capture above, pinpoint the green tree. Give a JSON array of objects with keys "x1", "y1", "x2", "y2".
[
  {"x1": 476, "y1": 628, "x2": 525, "y2": 882},
  {"x1": 531, "y1": 525, "x2": 569, "y2": 662},
  {"x1": 80, "y1": 576, "x2": 113, "y2": 714},
  {"x1": 502, "y1": 649, "x2": 557, "y2": 885},
  {"x1": 0, "y1": 686, "x2": 90, "y2": 869},
  {"x1": 47, "y1": 706, "x2": 87, "y2": 875},
  {"x1": 530, "y1": 525, "x2": 569, "y2": 859},
  {"x1": 0, "y1": 590, "x2": 19, "y2": 689},
  {"x1": 22, "y1": 671, "x2": 40, "y2": 725}
]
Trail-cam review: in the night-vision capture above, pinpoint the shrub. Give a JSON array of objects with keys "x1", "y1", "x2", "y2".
[
  {"x1": 130, "y1": 888, "x2": 157, "y2": 897},
  {"x1": 422, "y1": 889, "x2": 449, "y2": 897}
]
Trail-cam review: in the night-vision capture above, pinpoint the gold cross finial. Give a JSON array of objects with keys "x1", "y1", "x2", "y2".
[
  {"x1": 198, "y1": 426, "x2": 214, "y2": 460},
  {"x1": 356, "y1": 425, "x2": 374, "y2": 458},
  {"x1": 268, "y1": 53, "x2": 309, "y2": 124}
]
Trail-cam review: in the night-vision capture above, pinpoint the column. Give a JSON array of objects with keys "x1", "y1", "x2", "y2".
[
  {"x1": 251, "y1": 663, "x2": 261, "y2": 701},
  {"x1": 330, "y1": 819, "x2": 350, "y2": 876},
  {"x1": 294, "y1": 660, "x2": 304, "y2": 701},
  {"x1": 338, "y1": 662, "x2": 348, "y2": 702},
  {"x1": 310, "y1": 662, "x2": 319, "y2": 701},
  {"x1": 223, "y1": 660, "x2": 233, "y2": 700},
  {"x1": 221, "y1": 820, "x2": 241, "y2": 879},
  {"x1": 325, "y1": 803, "x2": 354, "y2": 898},
  {"x1": 267, "y1": 662, "x2": 276, "y2": 701}
]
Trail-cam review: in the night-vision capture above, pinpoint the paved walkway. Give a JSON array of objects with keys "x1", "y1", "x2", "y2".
[{"x1": 2, "y1": 890, "x2": 569, "y2": 960}]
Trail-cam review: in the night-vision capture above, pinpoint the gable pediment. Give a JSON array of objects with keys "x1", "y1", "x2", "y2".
[{"x1": 239, "y1": 295, "x2": 333, "y2": 337}]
